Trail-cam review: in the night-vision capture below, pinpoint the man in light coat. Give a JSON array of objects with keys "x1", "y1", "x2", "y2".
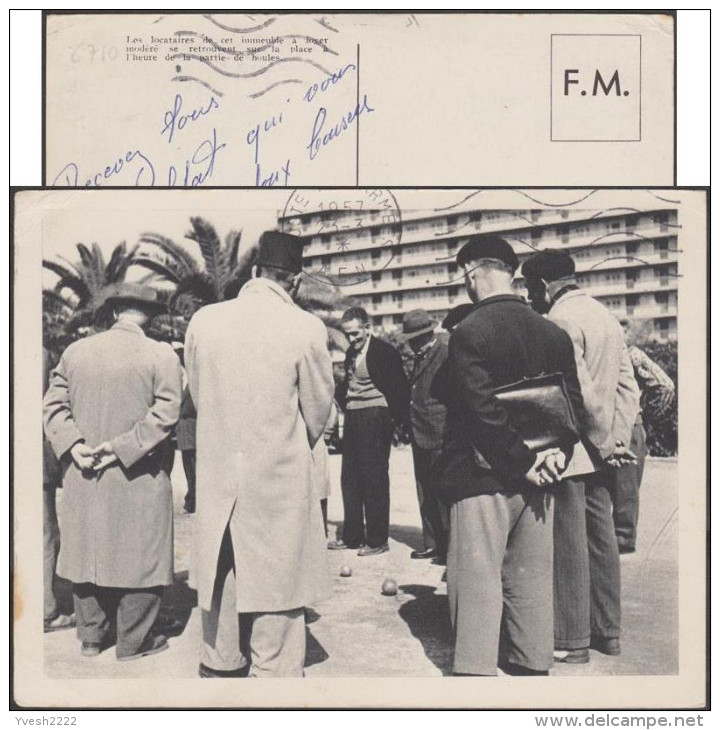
[
  {"x1": 43, "y1": 284, "x2": 182, "y2": 660},
  {"x1": 185, "y1": 230, "x2": 334, "y2": 679},
  {"x1": 522, "y1": 251, "x2": 640, "y2": 664}
]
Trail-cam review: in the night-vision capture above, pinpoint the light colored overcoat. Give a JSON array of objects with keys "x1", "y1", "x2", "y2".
[
  {"x1": 185, "y1": 277, "x2": 334, "y2": 613},
  {"x1": 549, "y1": 289, "x2": 640, "y2": 472},
  {"x1": 42, "y1": 320, "x2": 182, "y2": 587}
]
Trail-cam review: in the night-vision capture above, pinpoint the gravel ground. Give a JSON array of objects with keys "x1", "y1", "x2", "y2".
[{"x1": 44, "y1": 447, "x2": 678, "y2": 678}]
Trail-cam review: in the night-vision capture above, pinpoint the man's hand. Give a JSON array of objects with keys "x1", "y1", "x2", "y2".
[
  {"x1": 70, "y1": 442, "x2": 95, "y2": 471},
  {"x1": 605, "y1": 441, "x2": 637, "y2": 469},
  {"x1": 92, "y1": 442, "x2": 118, "y2": 471},
  {"x1": 525, "y1": 448, "x2": 567, "y2": 488}
]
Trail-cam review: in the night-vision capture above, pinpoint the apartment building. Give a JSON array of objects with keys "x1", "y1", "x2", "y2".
[{"x1": 280, "y1": 204, "x2": 678, "y2": 341}]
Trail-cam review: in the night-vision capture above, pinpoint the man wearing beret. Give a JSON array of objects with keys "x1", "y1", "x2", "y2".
[
  {"x1": 185, "y1": 230, "x2": 334, "y2": 677},
  {"x1": 329, "y1": 307, "x2": 410, "y2": 556},
  {"x1": 402, "y1": 309, "x2": 450, "y2": 562},
  {"x1": 522, "y1": 250, "x2": 640, "y2": 664},
  {"x1": 441, "y1": 235, "x2": 587, "y2": 676},
  {"x1": 43, "y1": 283, "x2": 182, "y2": 661}
]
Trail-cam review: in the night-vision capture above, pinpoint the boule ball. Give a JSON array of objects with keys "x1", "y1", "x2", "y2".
[
  {"x1": 340, "y1": 565, "x2": 352, "y2": 577},
  {"x1": 381, "y1": 578, "x2": 398, "y2": 596}
]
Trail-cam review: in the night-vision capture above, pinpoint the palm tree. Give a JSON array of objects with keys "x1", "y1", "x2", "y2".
[
  {"x1": 42, "y1": 241, "x2": 139, "y2": 349},
  {"x1": 137, "y1": 217, "x2": 353, "y2": 341}
]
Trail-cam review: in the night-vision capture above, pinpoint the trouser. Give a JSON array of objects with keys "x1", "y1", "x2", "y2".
[
  {"x1": 182, "y1": 450, "x2": 196, "y2": 512},
  {"x1": 340, "y1": 407, "x2": 393, "y2": 549},
  {"x1": 612, "y1": 422, "x2": 647, "y2": 550},
  {"x1": 201, "y1": 527, "x2": 306, "y2": 677},
  {"x1": 411, "y1": 445, "x2": 449, "y2": 555},
  {"x1": 447, "y1": 489, "x2": 554, "y2": 676},
  {"x1": 553, "y1": 472, "x2": 621, "y2": 650},
  {"x1": 43, "y1": 483, "x2": 61, "y2": 621},
  {"x1": 320, "y1": 499, "x2": 328, "y2": 537},
  {"x1": 72, "y1": 583, "x2": 163, "y2": 658}
]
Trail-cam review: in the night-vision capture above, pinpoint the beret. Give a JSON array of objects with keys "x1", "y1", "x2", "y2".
[
  {"x1": 521, "y1": 250, "x2": 576, "y2": 282},
  {"x1": 456, "y1": 235, "x2": 519, "y2": 273}
]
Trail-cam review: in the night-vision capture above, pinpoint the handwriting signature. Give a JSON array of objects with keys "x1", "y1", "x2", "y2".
[
  {"x1": 307, "y1": 94, "x2": 374, "y2": 161},
  {"x1": 50, "y1": 149, "x2": 156, "y2": 187},
  {"x1": 162, "y1": 93, "x2": 219, "y2": 145}
]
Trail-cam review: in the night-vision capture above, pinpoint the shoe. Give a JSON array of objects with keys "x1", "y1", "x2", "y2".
[
  {"x1": 117, "y1": 634, "x2": 169, "y2": 662},
  {"x1": 553, "y1": 648, "x2": 590, "y2": 664},
  {"x1": 199, "y1": 662, "x2": 249, "y2": 678},
  {"x1": 590, "y1": 636, "x2": 621, "y2": 656},
  {"x1": 327, "y1": 540, "x2": 351, "y2": 550},
  {"x1": 410, "y1": 548, "x2": 437, "y2": 560},
  {"x1": 618, "y1": 544, "x2": 636, "y2": 555},
  {"x1": 358, "y1": 543, "x2": 389, "y2": 557},
  {"x1": 81, "y1": 641, "x2": 102, "y2": 658},
  {"x1": 44, "y1": 613, "x2": 76, "y2": 633}
]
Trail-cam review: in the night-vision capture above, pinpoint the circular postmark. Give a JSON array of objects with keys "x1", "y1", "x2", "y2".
[{"x1": 281, "y1": 189, "x2": 402, "y2": 286}]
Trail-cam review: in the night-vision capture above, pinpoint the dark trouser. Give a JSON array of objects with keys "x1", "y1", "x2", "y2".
[
  {"x1": 411, "y1": 445, "x2": 449, "y2": 556},
  {"x1": 320, "y1": 499, "x2": 328, "y2": 537},
  {"x1": 182, "y1": 449, "x2": 196, "y2": 512},
  {"x1": 43, "y1": 483, "x2": 61, "y2": 621},
  {"x1": 612, "y1": 422, "x2": 647, "y2": 550},
  {"x1": 447, "y1": 489, "x2": 554, "y2": 675},
  {"x1": 72, "y1": 583, "x2": 163, "y2": 658},
  {"x1": 340, "y1": 407, "x2": 393, "y2": 549},
  {"x1": 554, "y1": 472, "x2": 621, "y2": 650}
]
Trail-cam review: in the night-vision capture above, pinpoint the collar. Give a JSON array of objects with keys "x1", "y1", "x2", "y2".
[
  {"x1": 359, "y1": 334, "x2": 372, "y2": 357},
  {"x1": 473, "y1": 293, "x2": 526, "y2": 310},
  {"x1": 551, "y1": 287, "x2": 584, "y2": 308},
  {"x1": 416, "y1": 337, "x2": 437, "y2": 359},
  {"x1": 240, "y1": 276, "x2": 295, "y2": 306},
  {"x1": 111, "y1": 320, "x2": 145, "y2": 336}
]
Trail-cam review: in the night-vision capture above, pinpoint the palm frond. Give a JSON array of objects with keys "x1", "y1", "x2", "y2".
[
  {"x1": 138, "y1": 233, "x2": 200, "y2": 278},
  {"x1": 186, "y1": 217, "x2": 224, "y2": 300}
]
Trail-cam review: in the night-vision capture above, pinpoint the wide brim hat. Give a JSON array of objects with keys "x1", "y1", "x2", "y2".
[
  {"x1": 100, "y1": 282, "x2": 166, "y2": 312},
  {"x1": 401, "y1": 309, "x2": 436, "y2": 340}
]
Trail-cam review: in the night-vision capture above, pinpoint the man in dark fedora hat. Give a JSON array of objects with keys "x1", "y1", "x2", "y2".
[
  {"x1": 43, "y1": 282, "x2": 182, "y2": 661},
  {"x1": 522, "y1": 250, "x2": 640, "y2": 664},
  {"x1": 186, "y1": 229, "x2": 334, "y2": 677},
  {"x1": 401, "y1": 309, "x2": 450, "y2": 561},
  {"x1": 440, "y1": 235, "x2": 586, "y2": 676}
]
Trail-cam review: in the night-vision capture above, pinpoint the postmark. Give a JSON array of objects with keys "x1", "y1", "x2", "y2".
[{"x1": 281, "y1": 188, "x2": 402, "y2": 286}]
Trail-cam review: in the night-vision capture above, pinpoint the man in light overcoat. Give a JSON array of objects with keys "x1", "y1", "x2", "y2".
[
  {"x1": 43, "y1": 283, "x2": 182, "y2": 660},
  {"x1": 185, "y1": 230, "x2": 334, "y2": 678},
  {"x1": 522, "y1": 251, "x2": 640, "y2": 664}
]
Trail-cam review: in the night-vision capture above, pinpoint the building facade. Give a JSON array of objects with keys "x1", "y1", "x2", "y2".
[{"x1": 280, "y1": 204, "x2": 678, "y2": 341}]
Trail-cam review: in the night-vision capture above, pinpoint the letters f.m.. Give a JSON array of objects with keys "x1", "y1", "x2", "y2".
[{"x1": 564, "y1": 68, "x2": 626, "y2": 96}]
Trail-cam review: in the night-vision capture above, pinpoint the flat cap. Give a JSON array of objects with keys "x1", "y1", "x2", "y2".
[
  {"x1": 257, "y1": 230, "x2": 305, "y2": 274},
  {"x1": 456, "y1": 235, "x2": 519, "y2": 273},
  {"x1": 401, "y1": 309, "x2": 435, "y2": 340},
  {"x1": 521, "y1": 250, "x2": 576, "y2": 282}
]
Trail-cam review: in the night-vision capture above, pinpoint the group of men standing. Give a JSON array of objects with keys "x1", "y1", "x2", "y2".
[{"x1": 42, "y1": 227, "x2": 673, "y2": 677}]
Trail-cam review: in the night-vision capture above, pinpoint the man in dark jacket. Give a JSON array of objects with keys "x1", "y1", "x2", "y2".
[
  {"x1": 441, "y1": 235, "x2": 586, "y2": 676},
  {"x1": 402, "y1": 309, "x2": 450, "y2": 561},
  {"x1": 329, "y1": 307, "x2": 410, "y2": 556}
]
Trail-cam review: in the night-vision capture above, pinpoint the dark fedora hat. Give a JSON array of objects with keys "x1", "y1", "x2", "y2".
[
  {"x1": 521, "y1": 250, "x2": 576, "y2": 282},
  {"x1": 101, "y1": 282, "x2": 166, "y2": 311},
  {"x1": 257, "y1": 230, "x2": 305, "y2": 274},
  {"x1": 456, "y1": 235, "x2": 519, "y2": 273},
  {"x1": 401, "y1": 309, "x2": 436, "y2": 340}
]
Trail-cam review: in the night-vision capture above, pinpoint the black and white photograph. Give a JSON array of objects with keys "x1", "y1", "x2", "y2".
[{"x1": 12, "y1": 187, "x2": 706, "y2": 708}]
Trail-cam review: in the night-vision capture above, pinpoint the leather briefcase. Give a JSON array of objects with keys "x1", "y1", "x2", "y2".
[{"x1": 474, "y1": 372, "x2": 580, "y2": 469}]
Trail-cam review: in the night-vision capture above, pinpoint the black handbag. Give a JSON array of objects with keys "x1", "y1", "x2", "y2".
[
  {"x1": 493, "y1": 372, "x2": 580, "y2": 452},
  {"x1": 474, "y1": 372, "x2": 580, "y2": 470}
]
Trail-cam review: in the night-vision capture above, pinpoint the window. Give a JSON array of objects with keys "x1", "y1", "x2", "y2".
[
  {"x1": 371, "y1": 294, "x2": 382, "y2": 304},
  {"x1": 392, "y1": 314, "x2": 403, "y2": 324},
  {"x1": 392, "y1": 270, "x2": 403, "y2": 280}
]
